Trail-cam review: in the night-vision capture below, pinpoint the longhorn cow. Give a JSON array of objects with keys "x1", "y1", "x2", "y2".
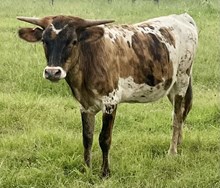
[{"x1": 17, "y1": 13, "x2": 198, "y2": 177}]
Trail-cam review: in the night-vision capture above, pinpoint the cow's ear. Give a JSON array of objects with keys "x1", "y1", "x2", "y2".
[
  {"x1": 78, "y1": 27, "x2": 104, "y2": 43},
  {"x1": 18, "y1": 27, "x2": 43, "y2": 42}
]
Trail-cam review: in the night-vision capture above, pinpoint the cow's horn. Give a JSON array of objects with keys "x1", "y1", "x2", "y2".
[
  {"x1": 82, "y1": 19, "x2": 115, "y2": 28},
  {"x1": 17, "y1": 16, "x2": 53, "y2": 29}
]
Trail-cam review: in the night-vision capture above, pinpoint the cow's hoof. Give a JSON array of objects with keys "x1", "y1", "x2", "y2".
[
  {"x1": 101, "y1": 168, "x2": 111, "y2": 179},
  {"x1": 168, "y1": 148, "x2": 177, "y2": 155}
]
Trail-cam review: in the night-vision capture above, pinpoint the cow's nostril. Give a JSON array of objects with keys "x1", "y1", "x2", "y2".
[
  {"x1": 44, "y1": 69, "x2": 50, "y2": 79},
  {"x1": 54, "y1": 69, "x2": 61, "y2": 77}
]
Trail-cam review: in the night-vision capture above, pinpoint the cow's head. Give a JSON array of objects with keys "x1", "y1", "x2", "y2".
[{"x1": 17, "y1": 16, "x2": 114, "y2": 82}]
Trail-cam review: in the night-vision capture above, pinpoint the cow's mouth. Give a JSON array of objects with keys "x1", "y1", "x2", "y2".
[{"x1": 47, "y1": 77, "x2": 60, "y2": 82}]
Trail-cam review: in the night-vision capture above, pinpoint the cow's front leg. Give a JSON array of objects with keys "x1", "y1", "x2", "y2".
[
  {"x1": 99, "y1": 107, "x2": 117, "y2": 177},
  {"x1": 81, "y1": 111, "x2": 95, "y2": 167}
]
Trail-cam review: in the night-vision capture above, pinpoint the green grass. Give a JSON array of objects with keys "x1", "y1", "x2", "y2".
[{"x1": 0, "y1": 0, "x2": 219, "y2": 187}]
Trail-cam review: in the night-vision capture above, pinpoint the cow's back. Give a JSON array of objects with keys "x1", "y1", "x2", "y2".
[{"x1": 136, "y1": 13, "x2": 198, "y2": 68}]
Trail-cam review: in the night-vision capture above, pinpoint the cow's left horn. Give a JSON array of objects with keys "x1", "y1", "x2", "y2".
[
  {"x1": 82, "y1": 19, "x2": 115, "y2": 28},
  {"x1": 17, "y1": 16, "x2": 54, "y2": 29}
]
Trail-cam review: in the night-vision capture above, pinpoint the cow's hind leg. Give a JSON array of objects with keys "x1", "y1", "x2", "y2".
[
  {"x1": 182, "y1": 77, "x2": 193, "y2": 123},
  {"x1": 168, "y1": 78, "x2": 193, "y2": 155},
  {"x1": 168, "y1": 94, "x2": 184, "y2": 155},
  {"x1": 81, "y1": 112, "x2": 95, "y2": 167},
  {"x1": 99, "y1": 107, "x2": 117, "y2": 177}
]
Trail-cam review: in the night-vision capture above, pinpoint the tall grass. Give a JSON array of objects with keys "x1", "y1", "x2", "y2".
[{"x1": 0, "y1": 0, "x2": 219, "y2": 187}]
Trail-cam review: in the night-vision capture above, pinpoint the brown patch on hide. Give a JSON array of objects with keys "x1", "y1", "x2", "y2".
[
  {"x1": 78, "y1": 35, "x2": 118, "y2": 96},
  {"x1": 159, "y1": 27, "x2": 176, "y2": 48},
  {"x1": 131, "y1": 32, "x2": 173, "y2": 87}
]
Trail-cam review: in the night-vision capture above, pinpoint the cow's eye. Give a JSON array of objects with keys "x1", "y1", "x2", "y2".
[
  {"x1": 72, "y1": 40, "x2": 77, "y2": 45},
  {"x1": 42, "y1": 39, "x2": 48, "y2": 45}
]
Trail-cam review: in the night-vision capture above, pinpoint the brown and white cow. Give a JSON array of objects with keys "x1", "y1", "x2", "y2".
[{"x1": 17, "y1": 13, "x2": 198, "y2": 177}]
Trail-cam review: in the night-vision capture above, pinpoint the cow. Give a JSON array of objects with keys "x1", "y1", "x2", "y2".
[{"x1": 17, "y1": 13, "x2": 198, "y2": 177}]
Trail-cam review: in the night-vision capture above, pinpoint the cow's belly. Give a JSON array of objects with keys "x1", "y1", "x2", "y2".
[
  {"x1": 118, "y1": 77, "x2": 170, "y2": 103},
  {"x1": 101, "y1": 77, "x2": 173, "y2": 113},
  {"x1": 120, "y1": 86, "x2": 168, "y2": 103}
]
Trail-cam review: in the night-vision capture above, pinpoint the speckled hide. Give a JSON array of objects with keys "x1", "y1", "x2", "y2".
[{"x1": 89, "y1": 14, "x2": 198, "y2": 114}]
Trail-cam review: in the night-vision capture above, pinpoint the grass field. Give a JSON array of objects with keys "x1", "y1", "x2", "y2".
[{"x1": 0, "y1": 0, "x2": 219, "y2": 187}]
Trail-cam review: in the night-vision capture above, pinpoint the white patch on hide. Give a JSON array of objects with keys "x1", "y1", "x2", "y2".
[
  {"x1": 101, "y1": 76, "x2": 172, "y2": 114},
  {"x1": 51, "y1": 24, "x2": 62, "y2": 34},
  {"x1": 50, "y1": 24, "x2": 68, "y2": 35}
]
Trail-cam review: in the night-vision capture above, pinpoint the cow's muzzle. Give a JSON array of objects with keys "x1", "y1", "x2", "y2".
[{"x1": 43, "y1": 66, "x2": 66, "y2": 81}]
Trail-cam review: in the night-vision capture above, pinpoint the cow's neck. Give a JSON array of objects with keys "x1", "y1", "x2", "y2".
[{"x1": 65, "y1": 43, "x2": 101, "y2": 110}]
